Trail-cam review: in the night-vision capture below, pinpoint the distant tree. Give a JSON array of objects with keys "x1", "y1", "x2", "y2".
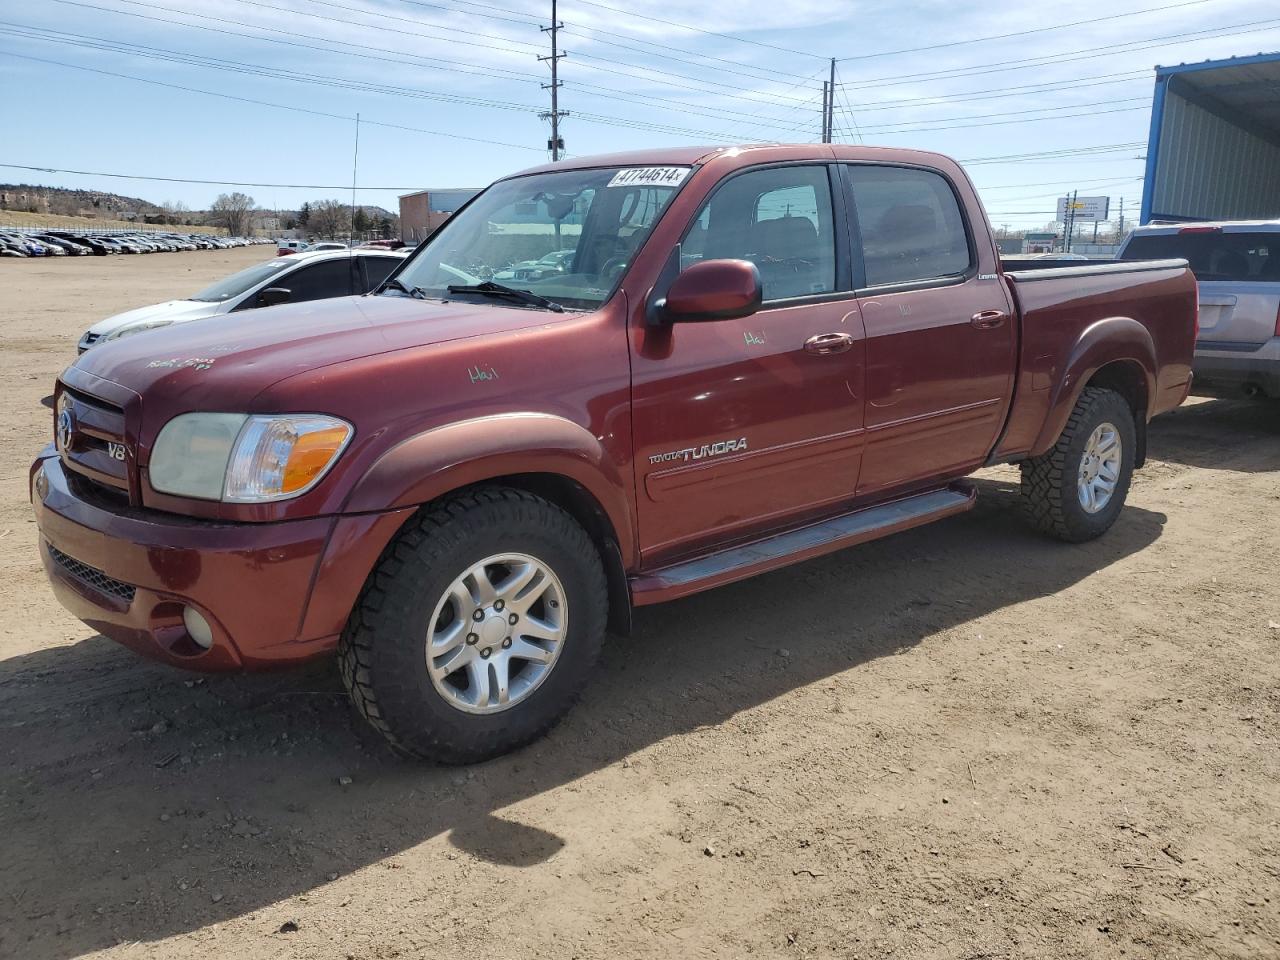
[
  {"x1": 308, "y1": 199, "x2": 350, "y2": 238},
  {"x1": 209, "y1": 192, "x2": 255, "y2": 236},
  {"x1": 352, "y1": 207, "x2": 371, "y2": 236},
  {"x1": 297, "y1": 201, "x2": 311, "y2": 227},
  {"x1": 161, "y1": 200, "x2": 190, "y2": 225},
  {"x1": 377, "y1": 215, "x2": 393, "y2": 238}
]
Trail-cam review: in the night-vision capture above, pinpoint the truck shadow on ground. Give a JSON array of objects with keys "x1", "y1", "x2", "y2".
[
  {"x1": 1147, "y1": 394, "x2": 1280, "y2": 473},
  {"x1": 0, "y1": 477, "x2": 1166, "y2": 959}
]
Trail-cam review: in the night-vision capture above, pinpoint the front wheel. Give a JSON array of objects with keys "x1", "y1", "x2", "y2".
[
  {"x1": 1019, "y1": 386, "x2": 1136, "y2": 543},
  {"x1": 339, "y1": 487, "x2": 608, "y2": 763}
]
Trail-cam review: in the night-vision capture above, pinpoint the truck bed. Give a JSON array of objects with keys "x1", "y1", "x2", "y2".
[{"x1": 992, "y1": 258, "x2": 1198, "y2": 462}]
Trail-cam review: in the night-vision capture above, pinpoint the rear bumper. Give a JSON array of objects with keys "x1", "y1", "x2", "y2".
[
  {"x1": 30, "y1": 451, "x2": 410, "y2": 672},
  {"x1": 1193, "y1": 337, "x2": 1280, "y2": 397}
]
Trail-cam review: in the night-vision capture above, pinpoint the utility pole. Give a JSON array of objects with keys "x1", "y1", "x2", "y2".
[
  {"x1": 821, "y1": 81, "x2": 830, "y2": 142},
  {"x1": 1118, "y1": 196, "x2": 1125, "y2": 240},
  {"x1": 822, "y1": 58, "x2": 836, "y2": 143},
  {"x1": 539, "y1": 0, "x2": 567, "y2": 161}
]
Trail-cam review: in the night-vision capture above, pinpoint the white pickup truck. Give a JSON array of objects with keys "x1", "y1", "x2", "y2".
[{"x1": 1119, "y1": 221, "x2": 1280, "y2": 399}]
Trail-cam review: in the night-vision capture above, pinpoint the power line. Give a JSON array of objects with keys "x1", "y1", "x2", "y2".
[
  {"x1": 51, "y1": 0, "x2": 824, "y2": 112},
  {"x1": 4, "y1": 17, "x2": 814, "y2": 139},
  {"x1": 842, "y1": 70, "x2": 1151, "y2": 112},
  {"x1": 835, "y1": 0, "x2": 1212, "y2": 62},
  {"x1": 839, "y1": 17, "x2": 1280, "y2": 90},
  {"x1": 7, "y1": 24, "x2": 1158, "y2": 147},
  {"x1": 0, "y1": 163, "x2": 432, "y2": 191},
  {"x1": 0, "y1": 39, "x2": 785, "y2": 145},
  {"x1": 560, "y1": 24, "x2": 817, "y2": 83},
  {"x1": 960, "y1": 142, "x2": 1147, "y2": 164},
  {"x1": 565, "y1": 0, "x2": 823, "y2": 59},
  {"x1": 861, "y1": 108, "x2": 1151, "y2": 137},
  {"x1": 981, "y1": 177, "x2": 1143, "y2": 203},
  {"x1": 0, "y1": 50, "x2": 547, "y2": 152},
  {"x1": 975, "y1": 175, "x2": 1145, "y2": 191},
  {"x1": 222, "y1": 0, "x2": 824, "y2": 106}
]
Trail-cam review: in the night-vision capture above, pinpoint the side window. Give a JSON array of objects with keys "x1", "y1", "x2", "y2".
[
  {"x1": 281, "y1": 259, "x2": 355, "y2": 303},
  {"x1": 847, "y1": 165, "x2": 971, "y2": 287},
  {"x1": 360, "y1": 256, "x2": 401, "y2": 292},
  {"x1": 682, "y1": 165, "x2": 836, "y2": 302}
]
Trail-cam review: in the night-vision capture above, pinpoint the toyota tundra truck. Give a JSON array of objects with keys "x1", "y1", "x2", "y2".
[{"x1": 31, "y1": 145, "x2": 1197, "y2": 762}]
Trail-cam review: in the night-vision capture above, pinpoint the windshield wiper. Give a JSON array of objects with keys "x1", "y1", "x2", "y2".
[
  {"x1": 446, "y1": 281, "x2": 564, "y2": 313},
  {"x1": 381, "y1": 277, "x2": 426, "y2": 299}
]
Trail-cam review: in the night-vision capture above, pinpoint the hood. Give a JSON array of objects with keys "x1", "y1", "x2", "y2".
[
  {"x1": 87, "y1": 299, "x2": 223, "y2": 337},
  {"x1": 70, "y1": 293, "x2": 570, "y2": 417}
]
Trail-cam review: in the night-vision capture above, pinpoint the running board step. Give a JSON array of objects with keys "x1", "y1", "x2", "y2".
[{"x1": 630, "y1": 484, "x2": 976, "y2": 605}]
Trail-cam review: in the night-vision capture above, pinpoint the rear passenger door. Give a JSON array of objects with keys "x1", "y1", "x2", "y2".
[{"x1": 844, "y1": 163, "x2": 1016, "y2": 496}]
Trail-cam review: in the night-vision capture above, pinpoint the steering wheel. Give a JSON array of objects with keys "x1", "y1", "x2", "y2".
[{"x1": 601, "y1": 255, "x2": 629, "y2": 284}]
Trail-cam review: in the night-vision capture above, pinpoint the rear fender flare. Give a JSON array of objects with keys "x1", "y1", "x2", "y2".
[
  {"x1": 1031, "y1": 317, "x2": 1157, "y2": 457},
  {"x1": 342, "y1": 413, "x2": 636, "y2": 563}
]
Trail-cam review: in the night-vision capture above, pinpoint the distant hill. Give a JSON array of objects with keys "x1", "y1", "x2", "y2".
[{"x1": 0, "y1": 183, "x2": 160, "y2": 218}]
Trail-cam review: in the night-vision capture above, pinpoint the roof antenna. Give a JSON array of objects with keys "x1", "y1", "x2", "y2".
[{"x1": 350, "y1": 112, "x2": 360, "y2": 249}]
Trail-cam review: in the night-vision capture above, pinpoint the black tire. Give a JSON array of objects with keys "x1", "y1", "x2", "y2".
[
  {"x1": 1019, "y1": 386, "x2": 1136, "y2": 543},
  {"x1": 339, "y1": 487, "x2": 608, "y2": 763}
]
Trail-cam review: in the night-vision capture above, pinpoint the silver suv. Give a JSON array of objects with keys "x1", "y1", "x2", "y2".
[{"x1": 1119, "y1": 221, "x2": 1280, "y2": 399}]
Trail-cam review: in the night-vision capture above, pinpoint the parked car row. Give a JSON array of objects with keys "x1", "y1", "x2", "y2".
[
  {"x1": 277, "y1": 239, "x2": 409, "y2": 256},
  {"x1": 0, "y1": 230, "x2": 271, "y2": 258}
]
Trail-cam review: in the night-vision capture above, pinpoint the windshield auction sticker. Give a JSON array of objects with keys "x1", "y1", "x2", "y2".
[{"x1": 607, "y1": 167, "x2": 691, "y2": 188}]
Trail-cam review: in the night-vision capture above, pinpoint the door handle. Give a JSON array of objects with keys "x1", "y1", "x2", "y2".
[
  {"x1": 970, "y1": 310, "x2": 1008, "y2": 330},
  {"x1": 804, "y1": 332, "x2": 855, "y2": 355}
]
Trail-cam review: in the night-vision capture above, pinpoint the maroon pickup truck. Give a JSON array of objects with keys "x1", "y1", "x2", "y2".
[{"x1": 31, "y1": 145, "x2": 1196, "y2": 762}]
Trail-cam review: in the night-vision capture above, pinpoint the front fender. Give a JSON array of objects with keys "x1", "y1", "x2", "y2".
[
  {"x1": 1031, "y1": 316, "x2": 1157, "y2": 456},
  {"x1": 342, "y1": 412, "x2": 636, "y2": 562}
]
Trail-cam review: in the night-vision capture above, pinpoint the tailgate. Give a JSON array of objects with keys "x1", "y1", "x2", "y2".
[{"x1": 1197, "y1": 281, "x2": 1280, "y2": 347}]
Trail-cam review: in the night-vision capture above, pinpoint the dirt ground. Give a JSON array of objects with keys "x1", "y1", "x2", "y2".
[{"x1": 1, "y1": 249, "x2": 1277, "y2": 960}]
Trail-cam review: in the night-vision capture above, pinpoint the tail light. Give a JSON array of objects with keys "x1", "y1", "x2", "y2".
[
  {"x1": 1274, "y1": 300, "x2": 1280, "y2": 338},
  {"x1": 1178, "y1": 225, "x2": 1221, "y2": 234}
]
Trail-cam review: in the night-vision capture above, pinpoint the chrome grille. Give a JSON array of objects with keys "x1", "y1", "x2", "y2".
[
  {"x1": 57, "y1": 386, "x2": 130, "y2": 492},
  {"x1": 47, "y1": 543, "x2": 136, "y2": 603}
]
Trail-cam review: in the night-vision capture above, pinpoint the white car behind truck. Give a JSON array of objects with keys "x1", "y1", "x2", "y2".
[
  {"x1": 78, "y1": 248, "x2": 408, "y2": 351},
  {"x1": 1119, "y1": 221, "x2": 1280, "y2": 398}
]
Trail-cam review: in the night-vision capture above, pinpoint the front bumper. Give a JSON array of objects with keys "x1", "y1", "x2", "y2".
[
  {"x1": 30, "y1": 451, "x2": 409, "y2": 671},
  {"x1": 1193, "y1": 337, "x2": 1280, "y2": 398}
]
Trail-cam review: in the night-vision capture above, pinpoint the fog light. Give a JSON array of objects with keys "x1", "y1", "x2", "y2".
[{"x1": 182, "y1": 606, "x2": 214, "y2": 650}]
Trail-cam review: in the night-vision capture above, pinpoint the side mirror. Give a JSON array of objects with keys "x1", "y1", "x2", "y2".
[
  {"x1": 258, "y1": 286, "x2": 292, "y2": 307},
  {"x1": 657, "y1": 259, "x2": 762, "y2": 324}
]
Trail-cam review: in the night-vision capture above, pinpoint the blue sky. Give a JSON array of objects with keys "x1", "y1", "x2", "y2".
[{"x1": 2, "y1": 0, "x2": 1277, "y2": 228}]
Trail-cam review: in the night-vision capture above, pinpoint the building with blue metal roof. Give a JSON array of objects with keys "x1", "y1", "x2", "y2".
[{"x1": 1142, "y1": 51, "x2": 1280, "y2": 224}]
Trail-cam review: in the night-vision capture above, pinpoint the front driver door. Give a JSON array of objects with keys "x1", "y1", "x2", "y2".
[{"x1": 630, "y1": 163, "x2": 867, "y2": 565}]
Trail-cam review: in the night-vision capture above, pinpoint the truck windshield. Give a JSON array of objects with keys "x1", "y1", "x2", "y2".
[
  {"x1": 189, "y1": 258, "x2": 296, "y2": 302},
  {"x1": 392, "y1": 166, "x2": 690, "y2": 310},
  {"x1": 1121, "y1": 232, "x2": 1280, "y2": 282}
]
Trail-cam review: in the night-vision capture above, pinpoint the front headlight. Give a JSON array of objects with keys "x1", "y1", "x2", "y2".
[
  {"x1": 100, "y1": 319, "x2": 174, "y2": 342},
  {"x1": 150, "y1": 413, "x2": 353, "y2": 502}
]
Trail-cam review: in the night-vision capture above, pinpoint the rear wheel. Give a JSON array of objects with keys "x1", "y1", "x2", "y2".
[
  {"x1": 340, "y1": 487, "x2": 608, "y2": 763},
  {"x1": 1019, "y1": 386, "x2": 1136, "y2": 543}
]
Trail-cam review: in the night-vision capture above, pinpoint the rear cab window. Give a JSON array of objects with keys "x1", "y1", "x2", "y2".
[
  {"x1": 846, "y1": 165, "x2": 972, "y2": 288},
  {"x1": 1120, "y1": 231, "x2": 1280, "y2": 282}
]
